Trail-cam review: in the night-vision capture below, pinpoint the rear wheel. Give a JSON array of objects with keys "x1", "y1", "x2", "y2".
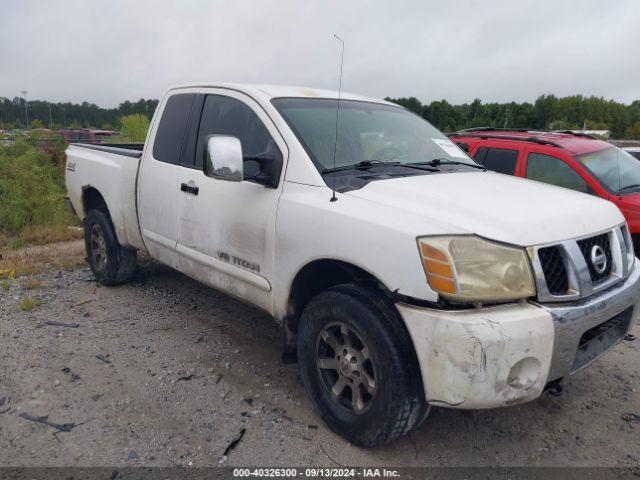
[
  {"x1": 84, "y1": 209, "x2": 137, "y2": 285},
  {"x1": 297, "y1": 283, "x2": 428, "y2": 447}
]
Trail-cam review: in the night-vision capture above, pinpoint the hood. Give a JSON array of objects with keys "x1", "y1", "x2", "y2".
[{"x1": 345, "y1": 171, "x2": 624, "y2": 246}]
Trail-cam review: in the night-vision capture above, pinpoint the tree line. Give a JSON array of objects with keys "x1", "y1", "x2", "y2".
[
  {"x1": 386, "y1": 94, "x2": 640, "y2": 139},
  {"x1": 2, "y1": 93, "x2": 640, "y2": 139},
  {"x1": 0, "y1": 97, "x2": 158, "y2": 131}
]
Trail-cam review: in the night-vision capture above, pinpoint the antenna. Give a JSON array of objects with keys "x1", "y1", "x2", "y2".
[{"x1": 330, "y1": 34, "x2": 344, "y2": 203}]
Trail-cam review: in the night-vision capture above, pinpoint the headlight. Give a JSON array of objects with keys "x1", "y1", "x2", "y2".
[{"x1": 418, "y1": 235, "x2": 535, "y2": 303}]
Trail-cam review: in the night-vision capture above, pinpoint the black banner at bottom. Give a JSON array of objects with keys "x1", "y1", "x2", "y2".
[{"x1": 0, "y1": 467, "x2": 639, "y2": 480}]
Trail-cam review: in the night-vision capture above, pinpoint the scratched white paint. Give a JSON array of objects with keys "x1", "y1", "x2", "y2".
[
  {"x1": 65, "y1": 146, "x2": 145, "y2": 250},
  {"x1": 399, "y1": 302, "x2": 555, "y2": 408}
]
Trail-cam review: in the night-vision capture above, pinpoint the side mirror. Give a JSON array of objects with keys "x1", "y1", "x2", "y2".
[{"x1": 204, "y1": 135, "x2": 243, "y2": 182}]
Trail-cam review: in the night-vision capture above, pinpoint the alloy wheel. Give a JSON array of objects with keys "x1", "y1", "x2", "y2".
[
  {"x1": 90, "y1": 224, "x2": 107, "y2": 271},
  {"x1": 316, "y1": 321, "x2": 377, "y2": 414}
]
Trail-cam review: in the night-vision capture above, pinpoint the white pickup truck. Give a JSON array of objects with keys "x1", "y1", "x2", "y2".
[{"x1": 65, "y1": 83, "x2": 640, "y2": 447}]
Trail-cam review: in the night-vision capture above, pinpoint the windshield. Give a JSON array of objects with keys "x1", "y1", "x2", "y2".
[
  {"x1": 576, "y1": 147, "x2": 640, "y2": 193},
  {"x1": 271, "y1": 98, "x2": 477, "y2": 171}
]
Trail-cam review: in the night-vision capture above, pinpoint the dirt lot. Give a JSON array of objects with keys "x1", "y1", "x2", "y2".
[{"x1": 1, "y1": 241, "x2": 639, "y2": 468}]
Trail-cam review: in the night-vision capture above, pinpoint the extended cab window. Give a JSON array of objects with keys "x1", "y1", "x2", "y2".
[
  {"x1": 153, "y1": 93, "x2": 196, "y2": 164},
  {"x1": 480, "y1": 148, "x2": 518, "y2": 175},
  {"x1": 526, "y1": 153, "x2": 591, "y2": 193},
  {"x1": 196, "y1": 95, "x2": 281, "y2": 175}
]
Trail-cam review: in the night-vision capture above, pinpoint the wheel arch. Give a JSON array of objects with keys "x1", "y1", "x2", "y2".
[
  {"x1": 82, "y1": 186, "x2": 110, "y2": 217},
  {"x1": 281, "y1": 258, "x2": 396, "y2": 361},
  {"x1": 81, "y1": 185, "x2": 128, "y2": 246}
]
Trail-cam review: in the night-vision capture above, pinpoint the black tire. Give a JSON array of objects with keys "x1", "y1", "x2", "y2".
[
  {"x1": 297, "y1": 283, "x2": 428, "y2": 447},
  {"x1": 84, "y1": 209, "x2": 137, "y2": 286}
]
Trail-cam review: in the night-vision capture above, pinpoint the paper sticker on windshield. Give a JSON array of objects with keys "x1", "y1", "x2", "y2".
[{"x1": 432, "y1": 138, "x2": 468, "y2": 159}]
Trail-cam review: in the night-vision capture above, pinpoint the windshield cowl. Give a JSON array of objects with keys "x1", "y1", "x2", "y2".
[{"x1": 321, "y1": 162, "x2": 484, "y2": 193}]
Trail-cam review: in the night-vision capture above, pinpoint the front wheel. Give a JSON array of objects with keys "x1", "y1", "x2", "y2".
[
  {"x1": 84, "y1": 209, "x2": 137, "y2": 286},
  {"x1": 297, "y1": 283, "x2": 428, "y2": 447}
]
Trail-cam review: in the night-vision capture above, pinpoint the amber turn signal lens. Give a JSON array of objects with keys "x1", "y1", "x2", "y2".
[
  {"x1": 419, "y1": 243, "x2": 456, "y2": 295},
  {"x1": 420, "y1": 243, "x2": 448, "y2": 262},
  {"x1": 426, "y1": 274, "x2": 456, "y2": 294},
  {"x1": 423, "y1": 259, "x2": 453, "y2": 278}
]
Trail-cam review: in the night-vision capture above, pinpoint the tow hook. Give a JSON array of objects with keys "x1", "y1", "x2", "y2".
[{"x1": 544, "y1": 379, "x2": 564, "y2": 397}]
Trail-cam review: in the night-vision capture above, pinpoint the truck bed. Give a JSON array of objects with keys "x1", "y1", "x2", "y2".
[
  {"x1": 65, "y1": 143, "x2": 146, "y2": 252},
  {"x1": 69, "y1": 143, "x2": 144, "y2": 158}
]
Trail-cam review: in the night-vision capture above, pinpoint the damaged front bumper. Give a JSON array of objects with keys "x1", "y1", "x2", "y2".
[
  {"x1": 537, "y1": 263, "x2": 640, "y2": 382},
  {"x1": 399, "y1": 263, "x2": 640, "y2": 409}
]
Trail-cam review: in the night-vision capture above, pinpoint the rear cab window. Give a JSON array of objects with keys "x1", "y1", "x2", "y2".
[{"x1": 152, "y1": 93, "x2": 197, "y2": 164}]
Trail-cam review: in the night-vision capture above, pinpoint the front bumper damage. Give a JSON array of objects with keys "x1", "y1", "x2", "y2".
[{"x1": 399, "y1": 263, "x2": 640, "y2": 409}]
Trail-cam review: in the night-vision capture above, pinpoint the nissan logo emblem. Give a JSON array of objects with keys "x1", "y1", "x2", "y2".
[{"x1": 590, "y1": 245, "x2": 607, "y2": 274}]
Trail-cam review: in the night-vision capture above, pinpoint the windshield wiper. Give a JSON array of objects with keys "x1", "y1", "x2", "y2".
[
  {"x1": 411, "y1": 158, "x2": 486, "y2": 171},
  {"x1": 617, "y1": 184, "x2": 640, "y2": 193},
  {"x1": 321, "y1": 160, "x2": 402, "y2": 174}
]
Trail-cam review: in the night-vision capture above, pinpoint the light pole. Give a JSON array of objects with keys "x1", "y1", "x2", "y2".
[{"x1": 21, "y1": 90, "x2": 29, "y2": 130}]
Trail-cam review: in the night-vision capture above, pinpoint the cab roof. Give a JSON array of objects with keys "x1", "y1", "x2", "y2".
[
  {"x1": 167, "y1": 82, "x2": 391, "y2": 105},
  {"x1": 450, "y1": 128, "x2": 612, "y2": 155}
]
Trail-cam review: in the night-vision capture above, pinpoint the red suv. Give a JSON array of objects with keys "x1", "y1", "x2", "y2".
[{"x1": 450, "y1": 129, "x2": 640, "y2": 254}]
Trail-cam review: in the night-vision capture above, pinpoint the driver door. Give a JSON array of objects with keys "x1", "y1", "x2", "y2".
[{"x1": 176, "y1": 90, "x2": 287, "y2": 312}]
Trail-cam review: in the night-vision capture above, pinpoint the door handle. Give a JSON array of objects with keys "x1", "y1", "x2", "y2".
[{"x1": 180, "y1": 182, "x2": 199, "y2": 195}]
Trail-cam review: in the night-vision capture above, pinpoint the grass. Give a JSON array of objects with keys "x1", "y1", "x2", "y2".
[
  {"x1": 3, "y1": 225, "x2": 83, "y2": 250},
  {"x1": 0, "y1": 135, "x2": 107, "y2": 282},
  {"x1": 0, "y1": 136, "x2": 80, "y2": 251},
  {"x1": 13, "y1": 224, "x2": 82, "y2": 249},
  {"x1": 0, "y1": 240, "x2": 86, "y2": 277},
  {"x1": 20, "y1": 278, "x2": 43, "y2": 290},
  {"x1": 0, "y1": 268, "x2": 17, "y2": 279},
  {"x1": 19, "y1": 297, "x2": 42, "y2": 312}
]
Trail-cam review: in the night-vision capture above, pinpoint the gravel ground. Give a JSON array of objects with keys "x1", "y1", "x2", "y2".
[{"x1": 0, "y1": 243, "x2": 639, "y2": 468}]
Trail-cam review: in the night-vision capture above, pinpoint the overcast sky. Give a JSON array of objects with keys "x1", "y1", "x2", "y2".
[{"x1": 1, "y1": 0, "x2": 639, "y2": 107}]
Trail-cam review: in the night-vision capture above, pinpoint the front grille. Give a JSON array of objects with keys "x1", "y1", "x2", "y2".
[
  {"x1": 572, "y1": 307, "x2": 632, "y2": 372},
  {"x1": 531, "y1": 224, "x2": 631, "y2": 303},
  {"x1": 538, "y1": 246, "x2": 568, "y2": 295},
  {"x1": 577, "y1": 233, "x2": 612, "y2": 283},
  {"x1": 632, "y1": 233, "x2": 640, "y2": 258}
]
